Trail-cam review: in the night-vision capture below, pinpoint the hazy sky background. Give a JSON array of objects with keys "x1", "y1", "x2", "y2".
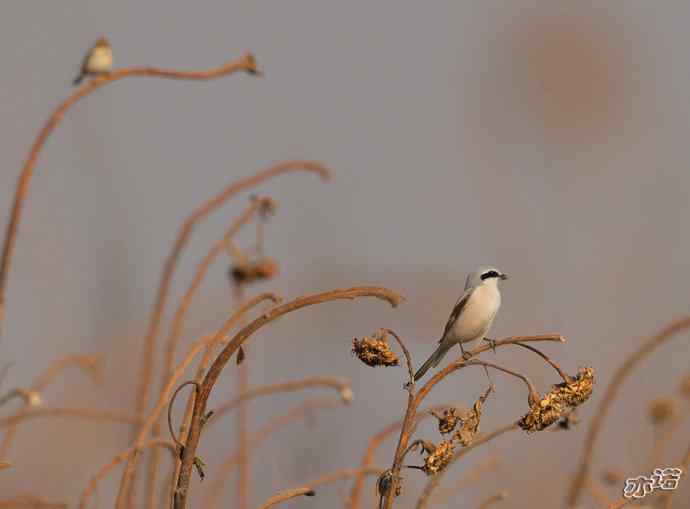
[{"x1": 1, "y1": 1, "x2": 689, "y2": 507}]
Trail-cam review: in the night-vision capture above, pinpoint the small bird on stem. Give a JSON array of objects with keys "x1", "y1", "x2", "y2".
[
  {"x1": 414, "y1": 266, "x2": 507, "y2": 381},
  {"x1": 73, "y1": 37, "x2": 113, "y2": 86}
]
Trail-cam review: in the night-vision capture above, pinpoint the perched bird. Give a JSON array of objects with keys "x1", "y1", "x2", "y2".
[
  {"x1": 73, "y1": 37, "x2": 113, "y2": 86},
  {"x1": 413, "y1": 266, "x2": 507, "y2": 381}
]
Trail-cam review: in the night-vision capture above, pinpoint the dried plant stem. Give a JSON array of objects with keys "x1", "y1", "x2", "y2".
[
  {"x1": 255, "y1": 488, "x2": 315, "y2": 509},
  {"x1": 381, "y1": 336, "x2": 555, "y2": 509},
  {"x1": 0, "y1": 407, "x2": 139, "y2": 428},
  {"x1": 348, "y1": 405, "x2": 450, "y2": 509},
  {"x1": 0, "y1": 496, "x2": 66, "y2": 508},
  {"x1": 512, "y1": 343, "x2": 572, "y2": 383},
  {"x1": 145, "y1": 201, "x2": 276, "y2": 509},
  {"x1": 79, "y1": 439, "x2": 176, "y2": 509},
  {"x1": 584, "y1": 475, "x2": 613, "y2": 508},
  {"x1": 234, "y1": 284, "x2": 250, "y2": 509},
  {"x1": 429, "y1": 456, "x2": 500, "y2": 506},
  {"x1": 648, "y1": 404, "x2": 689, "y2": 470},
  {"x1": 0, "y1": 52, "x2": 258, "y2": 340},
  {"x1": 0, "y1": 354, "x2": 103, "y2": 457},
  {"x1": 165, "y1": 293, "x2": 282, "y2": 505},
  {"x1": 568, "y1": 317, "x2": 690, "y2": 508},
  {"x1": 115, "y1": 334, "x2": 219, "y2": 509},
  {"x1": 0, "y1": 389, "x2": 34, "y2": 408},
  {"x1": 202, "y1": 396, "x2": 344, "y2": 509},
  {"x1": 416, "y1": 422, "x2": 519, "y2": 509},
  {"x1": 478, "y1": 491, "x2": 509, "y2": 509},
  {"x1": 173, "y1": 286, "x2": 404, "y2": 509},
  {"x1": 134, "y1": 160, "x2": 330, "y2": 432}
]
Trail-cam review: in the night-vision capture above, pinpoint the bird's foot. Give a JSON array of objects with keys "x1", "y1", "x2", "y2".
[
  {"x1": 483, "y1": 337, "x2": 497, "y2": 354},
  {"x1": 461, "y1": 350, "x2": 473, "y2": 361}
]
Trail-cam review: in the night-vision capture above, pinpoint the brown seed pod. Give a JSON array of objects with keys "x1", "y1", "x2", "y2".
[
  {"x1": 351, "y1": 330, "x2": 399, "y2": 367},
  {"x1": 422, "y1": 440, "x2": 455, "y2": 475},
  {"x1": 454, "y1": 385, "x2": 493, "y2": 446}
]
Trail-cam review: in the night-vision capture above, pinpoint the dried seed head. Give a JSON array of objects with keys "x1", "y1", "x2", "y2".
[
  {"x1": 230, "y1": 258, "x2": 280, "y2": 285},
  {"x1": 648, "y1": 398, "x2": 677, "y2": 424},
  {"x1": 679, "y1": 375, "x2": 690, "y2": 398},
  {"x1": 422, "y1": 440, "x2": 455, "y2": 475},
  {"x1": 351, "y1": 331, "x2": 399, "y2": 367},
  {"x1": 433, "y1": 408, "x2": 460, "y2": 435},
  {"x1": 454, "y1": 385, "x2": 492, "y2": 446},
  {"x1": 519, "y1": 368, "x2": 595, "y2": 433}
]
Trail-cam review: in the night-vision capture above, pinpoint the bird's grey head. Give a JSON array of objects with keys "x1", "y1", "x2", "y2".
[{"x1": 465, "y1": 265, "x2": 508, "y2": 289}]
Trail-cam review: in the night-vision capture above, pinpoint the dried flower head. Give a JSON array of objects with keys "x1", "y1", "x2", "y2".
[
  {"x1": 648, "y1": 398, "x2": 677, "y2": 424},
  {"x1": 422, "y1": 440, "x2": 455, "y2": 475},
  {"x1": 351, "y1": 330, "x2": 399, "y2": 367},
  {"x1": 230, "y1": 258, "x2": 279, "y2": 285},
  {"x1": 519, "y1": 368, "x2": 595, "y2": 433},
  {"x1": 431, "y1": 407, "x2": 461, "y2": 435},
  {"x1": 454, "y1": 385, "x2": 493, "y2": 446}
]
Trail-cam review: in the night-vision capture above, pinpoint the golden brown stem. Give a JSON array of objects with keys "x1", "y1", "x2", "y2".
[
  {"x1": 201, "y1": 397, "x2": 344, "y2": 509},
  {"x1": 234, "y1": 284, "x2": 250, "y2": 509},
  {"x1": 134, "y1": 160, "x2": 330, "y2": 434},
  {"x1": 0, "y1": 496, "x2": 66, "y2": 508},
  {"x1": 145, "y1": 200, "x2": 276, "y2": 509},
  {"x1": 31, "y1": 354, "x2": 103, "y2": 391},
  {"x1": 0, "y1": 407, "x2": 139, "y2": 428},
  {"x1": 478, "y1": 491, "x2": 509, "y2": 509},
  {"x1": 255, "y1": 488, "x2": 315, "y2": 509},
  {"x1": 173, "y1": 286, "x2": 404, "y2": 509},
  {"x1": 79, "y1": 439, "x2": 176, "y2": 509},
  {"x1": 568, "y1": 317, "x2": 690, "y2": 507},
  {"x1": 115, "y1": 334, "x2": 220, "y2": 509},
  {"x1": 0, "y1": 52, "x2": 258, "y2": 340}
]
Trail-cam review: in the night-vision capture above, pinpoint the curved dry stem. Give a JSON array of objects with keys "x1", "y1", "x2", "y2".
[
  {"x1": 79, "y1": 439, "x2": 176, "y2": 509},
  {"x1": 463, "y1": 361, "x2": 540, "y2": 403},
  {"x1": 167, "y1": 381, "x2": 200, "y2": 449},
  {"x1": 383, "y1": 329, "x2": 414, "y2": 385},
  {"x1": 32, "y1": 354, "x2": 103, "y2": 391},
  {"x1": 202, "y1": 396, "x2": 344, "y2": 509},
  {"x1": 511, "y1": 343, "x2": 572, "y2": 383},
  {"x1": 0, "y1": 407, "x2": 139, "y2": 428},
  {"x1": 430, "y1": 456, "x2": 500, "y2": 506},
  {"x1": 568, "y1": 317, "x2": 690, "y2": 508},
  {"x1": 0, "y1": 52, "x2": 258, "y2": 339},
  {"x1": 115, "y1": 334, "x2": 219, "y2": 509},
  {"x1": 416, "y1": 422, "x2": 519, "y2": 509},
  {"x1": 348, "y1": 405, "x2": 450, "y2": 509},
  {"x1": 135, "y1": 160, "x2": 331, "y2": 429},
  {"x1": 255, "y1": 488, "x2": 315, "y2": 509},
  {"x1": 478, "y1": 491, "x2": 509, "y2": 509},
  {"x1": 0, "y1": 496, "x2": 67, "y2": 508},
  {"x1": 173, "y1": 286, "x2": 403, "y2": 508}
]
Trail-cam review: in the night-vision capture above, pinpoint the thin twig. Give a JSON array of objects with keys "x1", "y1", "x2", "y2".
[
  {"x1": 234, "y1": 284, "x2": 250, "y2": 509},
  {"x1": 0, "y1": 407, "x2": 139, "y2": 428},
  {"x1": 512, "y1": 343, "x2": 573, "y2": 383},
  {"x1": 201, "y1": 397, "x2": 344, "y2": 509},
  {"x1": 478, "y1": 491, "x2": 509, "y2": 509},
  {"x1": 31, "y1": 354, "x2": 103, "y2": 391},
  {"x1": 255, "y1": 488, "x2": 315, "y2": 509},
  {"x1": 115, "y1": 334, "x2": 220, "y2": 509},
  {"x1": 134, "y1": 160, "x2": 330, "y2": 433},
  {"x1": 167, "y1": 382, "x2": 200, "y2": 449},
  {"x1": 0, "y1": 52, "x2": 259, "y2": 339},
  {"x1": 145, "y1": 200, "x2": 275, "y2": 509},
  {"x1": 78, "y1": 439, "x2": 176, "y2": 509},
  {"x1": 0, "y1": 496, "x2": 67, "y2": 508},
  {"x1": 416, "y1": 422, "x2": 519, "y2": 509},
  {"x1": 568, "y1": 317, "x2": 690, "y2": 508},
  {"x1": 173, "y1": 286, "x2": 404, "y2": 509}
]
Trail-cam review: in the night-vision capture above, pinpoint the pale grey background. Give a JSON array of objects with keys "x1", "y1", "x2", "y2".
[{"x1": 0, "y1": 1, "x2": 689, "y2": 507}]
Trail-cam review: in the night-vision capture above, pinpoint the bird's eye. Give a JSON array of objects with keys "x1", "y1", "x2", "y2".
[{"x1": 481, "y1": 270, "x2": 499, "y2": 280}]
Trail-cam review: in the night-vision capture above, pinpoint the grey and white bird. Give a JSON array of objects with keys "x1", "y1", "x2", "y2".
[
  {"x1": 413, "y1": 266, "x2": 507, "y2": 381},
  {"x1": 73, "y1": 37, "x2": 113, "y2": 86}
]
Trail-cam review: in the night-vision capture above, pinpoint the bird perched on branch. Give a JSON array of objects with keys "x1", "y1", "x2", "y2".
[
  {"x1": 73, "y1": 37, "x2": 113, "y2": 86},
  {"x1": 414, "y1": 266, "x2": 507, "y2": 381}
]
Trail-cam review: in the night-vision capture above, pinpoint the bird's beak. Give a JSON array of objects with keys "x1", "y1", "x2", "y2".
[{"x1": 500, "y1": 274, "x2": 508, "y2": 280}]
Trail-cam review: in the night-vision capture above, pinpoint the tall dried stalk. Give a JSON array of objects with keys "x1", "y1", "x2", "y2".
[
  {"x1": 172, "y1": 286, "x2": 404, "y2": 508},
  {"x1": 0, "y1": 52, "x2": 259, "y2": 339},
  {"x1": 568, "y1": 317, "x2": 690, "y2": 508}
]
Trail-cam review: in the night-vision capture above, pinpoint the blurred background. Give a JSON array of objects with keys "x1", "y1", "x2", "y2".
[{"x1": 1, "y1": 0, "x2": 689, "y2": 507}]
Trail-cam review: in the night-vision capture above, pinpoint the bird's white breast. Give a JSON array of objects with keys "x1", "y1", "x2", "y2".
[
  {"x1": 87, "y1": 46, "x2": 113, "y2": 73},
  {"x1": 451, "y1": 283, "x2": 501, "y2": 342}
]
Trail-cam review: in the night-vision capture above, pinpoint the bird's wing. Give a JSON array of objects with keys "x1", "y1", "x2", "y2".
[{"x1": 439, "y1": 287, "x2": 472, "y2": 342}]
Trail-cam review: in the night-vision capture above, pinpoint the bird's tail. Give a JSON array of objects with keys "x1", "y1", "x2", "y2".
[{"x1": 413, "y1": 342, "x2": 452, "y2": 381}]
